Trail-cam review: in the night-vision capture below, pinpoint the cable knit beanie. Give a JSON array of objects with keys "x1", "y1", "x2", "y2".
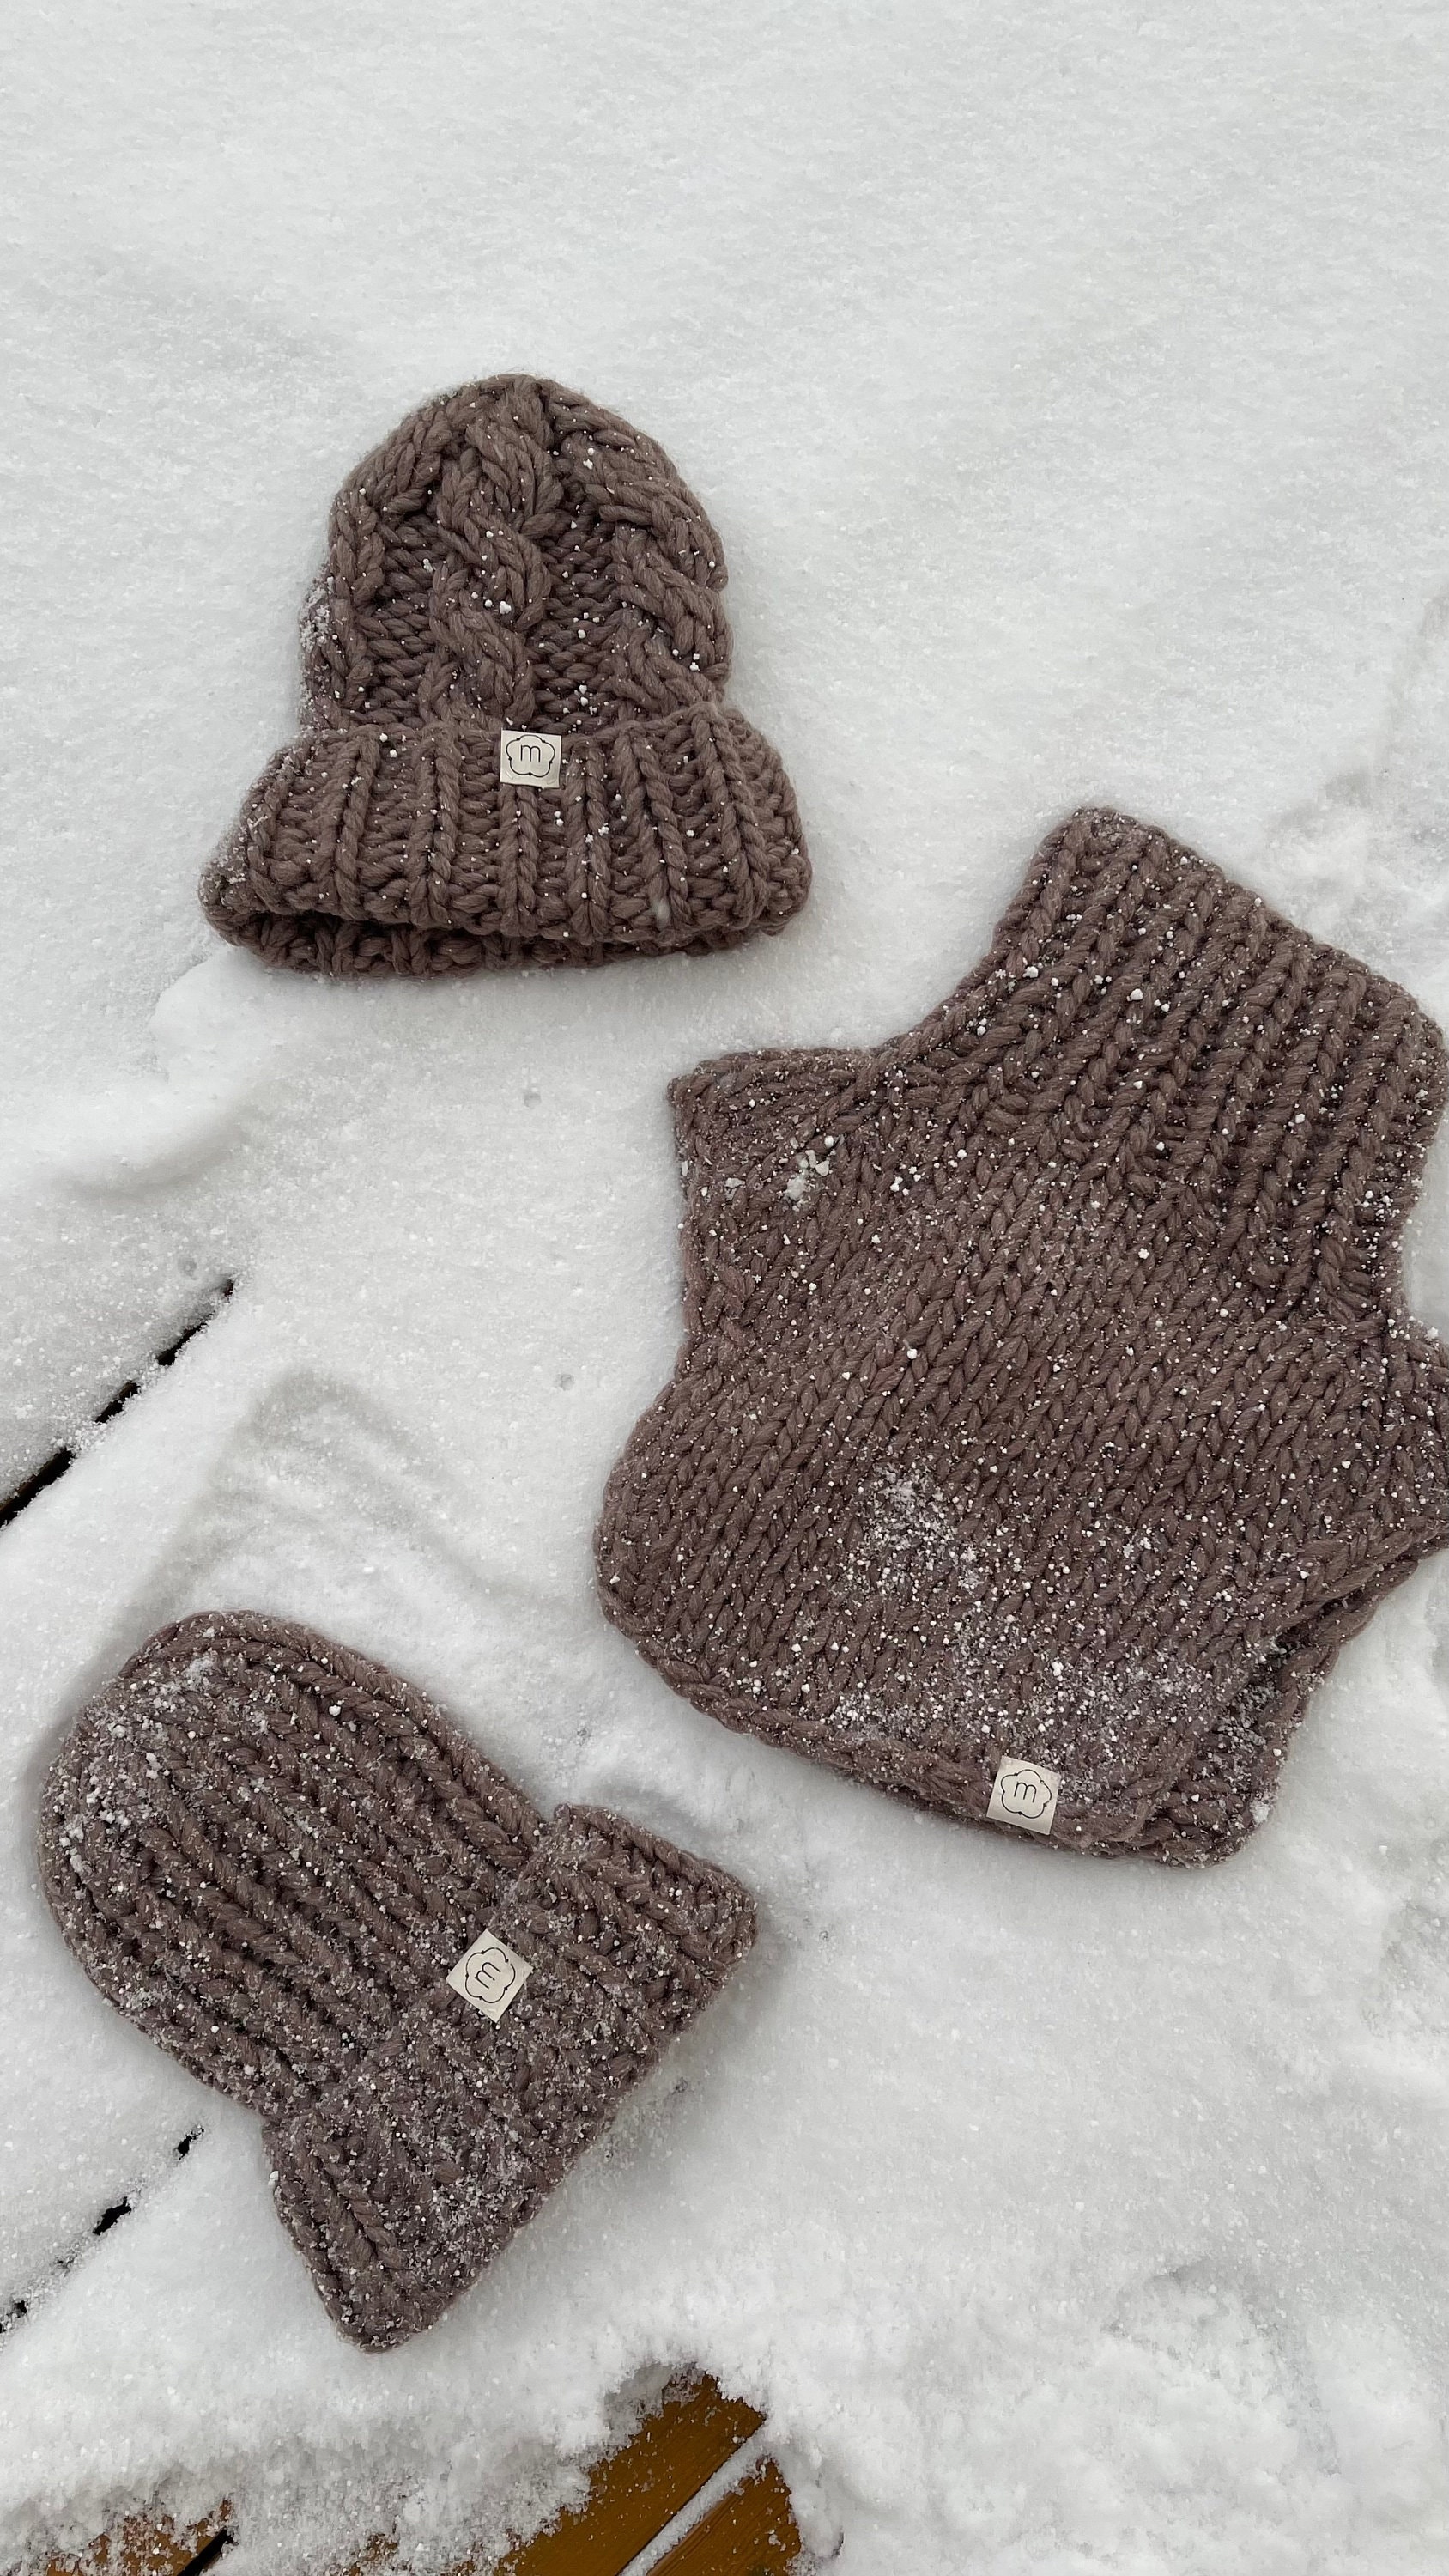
[
  {"x1": 597, "y1": 809, "x2": 1449, "y2": 1864},
  {"x1": 200, "y1": 376, "x2": 808, "y2": 975},
  {"x1": 36, "y1": 1613, "x2": 755, "y2": 2348}
]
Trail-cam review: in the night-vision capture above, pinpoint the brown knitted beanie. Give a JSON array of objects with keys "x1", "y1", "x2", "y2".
[
  {"x1": 36, "y1": 1612, "x2": 756, "y2": 2348},
  {"x1": 596, "y1": 808, "x2": 1449, "y2": 1864},
  {"x1": 200, "y1": 376, "x2": 809, "y2": 975}
]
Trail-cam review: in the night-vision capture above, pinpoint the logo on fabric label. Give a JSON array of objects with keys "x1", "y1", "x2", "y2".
[
  {"x1": 500, "y1": 730, "x2": 562, "y2": 788},
  {"x1": 986, "y1": 1757, "x2": 1061, "y2": 1836},
  {"x1": 446, "y1": 1929, "x2": 534, "y2": 2021}
]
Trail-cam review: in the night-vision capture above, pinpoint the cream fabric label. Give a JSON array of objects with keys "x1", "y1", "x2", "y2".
[
  {"x1": 986, "y1": 1756, "x2": 1061, "y2": 1836},
  {"x1": 447, "y1": 1928, "x2": 533, "y2": 2021},
  {"x1": 500, "y1": 729, "x2": 562, "y2": 789}
]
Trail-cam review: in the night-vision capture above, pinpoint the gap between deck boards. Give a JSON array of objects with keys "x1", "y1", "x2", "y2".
[{"x1": 23, "y1": 2373, "x2": 803, "y2": 2576}]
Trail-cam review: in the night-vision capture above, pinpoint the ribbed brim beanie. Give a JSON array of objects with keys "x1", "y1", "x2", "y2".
[
  {"x1": 200, "y1": 376, "x2": 809, "y2": 975},
  {"x1": 596, "y1": 808, "x2": 1449, "y2": 1863},
  {"x1": 37, "y1": 1613, "x2": 756, "y2": 2348}
]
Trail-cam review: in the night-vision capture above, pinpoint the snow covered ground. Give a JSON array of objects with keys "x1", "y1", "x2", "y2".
[{"x1": 3, "y1": 3, "x2": 1449, "y2": 2567}]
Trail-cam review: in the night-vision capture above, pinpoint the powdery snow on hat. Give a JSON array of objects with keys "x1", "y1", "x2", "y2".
[
  {"x1": 37, "y1": 1612, "x2": 756, "y2": 2348},
  {"x1": 201, "y1": 376, "x2": 809, "y2": 975}
]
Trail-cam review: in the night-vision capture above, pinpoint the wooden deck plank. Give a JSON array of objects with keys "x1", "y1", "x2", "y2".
[
  {"x1": 36, "y1": 2507, "x2": 229, "y2": 2575},
  {"x1": 25, "y1": 2372, "x2": 785, "y2": 2576},
  {"x1": 648, "y1": 2459, "x2": 801, "y2": 2575},
  {"x1": 458, "y1": 2376, "x2": 765, "y2": 2576}
]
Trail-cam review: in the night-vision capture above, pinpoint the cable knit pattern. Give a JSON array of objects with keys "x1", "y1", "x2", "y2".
[
  {"x1": 36, "y1": 1615, "x2": 755, "y2": 2346},
  {"x1": 200, "y1": 376, "x2": 808, "y2": 974},
  {"x1": 596, "y1": 809, "x2": 1449, "y2": 1863},
  {"x1": 268, "y1": 1806, "x2": 756, "y2": 2350}
]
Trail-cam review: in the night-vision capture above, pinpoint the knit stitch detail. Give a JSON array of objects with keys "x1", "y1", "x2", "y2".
[
  {"x1": 36, "y1": 1619, "x2": 755, "y2": 2347},
  {"x1": 36, "y1": 1613, "x2": 544, "y2": 2123},
  {"x1": 265, "y1": 1806, "x2": 757, "y2": 2350},
  {"x1": 200, "y1": 377, "x2": 808, "y2": 975},
  {"x1": 595, "y1": 809, "x2": 1449, "y2": 1862}
]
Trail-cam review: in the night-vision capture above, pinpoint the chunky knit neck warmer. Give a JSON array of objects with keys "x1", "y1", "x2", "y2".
[
  {"x1": 201, "y1": 375, "x2": 808, "y2": 975},
  {"x1": 37, "y1": 1613, "x2": 755, "y2": 2348},
  {"x1": 597, "y1": 809, "x2": 1449, "y2": 1863}
]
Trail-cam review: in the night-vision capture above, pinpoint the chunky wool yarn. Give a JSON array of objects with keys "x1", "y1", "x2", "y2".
[
  {"x1": 37, "y1": 1613, "x2": 755, "y2": 2348},
  {"x1": 597, "y1": 809, "x2": 1449, "y2": 1863},
  {"x1": 201, "y1": 376, "x2": 808, "y2": 974}
]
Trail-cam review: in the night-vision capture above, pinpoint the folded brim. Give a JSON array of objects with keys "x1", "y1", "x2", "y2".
[
  {"x1": 201, "y1": 704, "x2": 809, "y2": 975},
  {"x1": 264, "y1": 1805, "x2": 756, "y2": 2348}
]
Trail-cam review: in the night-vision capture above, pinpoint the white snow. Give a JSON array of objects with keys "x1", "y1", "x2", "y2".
[{"x1": 3, "y1": 2, "x2": 1449, "y2": 2568}]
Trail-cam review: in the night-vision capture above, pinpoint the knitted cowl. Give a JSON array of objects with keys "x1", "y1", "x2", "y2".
[
  {"x1": 596, "y1": 809, "x2": 1449, "y2": 1864},
  {"x1": 200, "y1": 375, "x2": 808, "y2": 975},
  {"x1": 37, "y1": 1613, "x2": 756, "y2": 2348}
]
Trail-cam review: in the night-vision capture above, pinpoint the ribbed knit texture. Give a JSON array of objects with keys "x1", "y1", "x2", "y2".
[
  {"x1": 268, "y1": 1804, "x2": 757, "y2": 2349},
  {"x1": 36, "y1": 1613, "x2": 755, "y2": 2347},
  {"x1": 596, "y1": 809, "x2": 1449, "y2": 1863},
  {"x1": 37, "y1": 1612, "x2": 544, "y2": 2116},
  {"x1": 200, "y1": 376, "x2": 809, "y2": 975}
]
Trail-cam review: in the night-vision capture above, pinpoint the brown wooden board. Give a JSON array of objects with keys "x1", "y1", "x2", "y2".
[
  {"x1": 23, "y1": 2372, "x2": 790, "y2": 2576},
  {"x1": 649, "y1": 2460, "x2": 802, "y2": 2576},
  {"x1": 454, "y1": 2376, "x2": 765, "y2": 2575},
  {"x1": 34, "y1": 2508, "x2": 229, "y2": 2576}
]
